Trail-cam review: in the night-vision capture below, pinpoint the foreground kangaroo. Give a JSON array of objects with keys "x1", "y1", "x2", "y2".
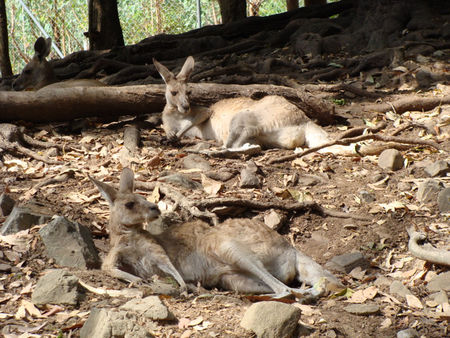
[
  {"x1": 13, "y1": 37, "x2": 104, "y2": 91},
  {"x1": 90, "y1": 168, "x2": 343, "y2": 300},
  {"x1": 154, "y1": 56, "x2": 340, "y2": 150}
]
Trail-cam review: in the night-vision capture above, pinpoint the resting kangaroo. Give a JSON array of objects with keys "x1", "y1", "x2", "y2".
[
  {"x1": 12, "y1": 37, "x2": 104, "y2": 91},
  {"x1": 90, "y1": 168, "x2": 343, "y2": 300},
  {"x1": 154, "y1": 56, "x2": 341, "y2": 150}
]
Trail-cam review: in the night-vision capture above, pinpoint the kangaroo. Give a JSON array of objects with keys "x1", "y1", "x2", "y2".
[
  {"x1": 12, "y1": 37, "x2": 104, "y2": 91},
  {"x1": 90, "y1": 168, "x2": 343, "y2": 300},
  {"x1": 154, "y1": 56, "x2": 341, "y2": 151}
]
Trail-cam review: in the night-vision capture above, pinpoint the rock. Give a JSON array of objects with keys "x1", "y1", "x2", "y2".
[
  {"x1": 80, "y1": 308, "x2": 155, "y2": 338},
  {"x1": 397, "y1": 181, "x2": 412, "y2": 191},
  {"x1": 0, "y1": 263, "x2": 11, "y2": 272},
  {"x1": 372, "y1": 172, "x2": 388, "y2": 183},
  {"x1": 427, "y1": 271, "x2": 450, "y2": 292},
  {"x1": 0, "y1": 193, "x2": 16, "y2": 217},
  {"x1": 378, "y1": 149, "x2": 404, "y2": 171},
  {"x1": 206, "y1": 170, "x2": 236, "y2": 182},
  {"x1": 359, "y1": 190, "x2": 376, "y2": 203},
  {"x1": 158, "y1": 173, "x2": 202, "y2": 190},
  {"x1": 240, "y1": 161, "x2": 261, "y2": 188},
  {"x1": 397, "y1": 328, "x2": 419, "y2": 338},
  {"x1": 264, "y1": 210, "x2": 286, "y2": 231},
  {"x1": 1, "y1": 205, "x2": 51, "y2": 235},
  {"x1": 240, "y1": 301, "x2": 301, "y2": 338},
  {"x1": 389, "y1": 280, "x2": 413, "y2": 299},
  {"x1": 120, "y1": 296, "x2": 175, "y2": 321},
  {"x1": 343, "y1": 303, "x2": 380, "y2": 315},
  {"x1": 424, "y1": 160, "x2": 450, "y2": 177},
  {"x1": 32, "y1": 269, "x2": 83, "y2": 305},
  {"x1": 437, "y1": 188, "x2": 450, "y2": 213},
  {"x1": 182, "y1": 154, "x2": 211, "y2": 171},
  {"x1": 416, "y1": 179, "x2": 444, "y2": 204},
  {"x1": 325, "y1": 252, "x2": 370, "y2": 273},
  {"x1": 39, "y1": 216, "x2": 101, "y2": 269}
]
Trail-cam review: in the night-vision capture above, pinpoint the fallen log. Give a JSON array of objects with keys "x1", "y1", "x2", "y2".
[{"x1": 0, "y1": 83, "x2": 336, "y2": 124}]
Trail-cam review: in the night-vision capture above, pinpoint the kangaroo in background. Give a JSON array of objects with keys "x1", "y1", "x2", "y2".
[
  {"x1": 12, "y1": 37, "x2": 104, "y2": 91},
  {"x1": 154, "y1": 56, "x2": 345, "y2": 151},
  {"x1": 90, "y1": 168, "x2": 343, "y2": 300}
]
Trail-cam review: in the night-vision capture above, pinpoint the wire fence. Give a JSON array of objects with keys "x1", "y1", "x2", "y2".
[{"x1": 5, "y1": 0, "x2": 295, "y2": 76}]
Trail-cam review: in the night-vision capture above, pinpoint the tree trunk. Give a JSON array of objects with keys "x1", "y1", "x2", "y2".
[
  {"x1": 87, "y1": 0, "x2": 124, "y2": 50},
  {"x1": 217, "y1": 0, "x2": 247, "y2": 24},
  {"x1": 286, "y1": 0, "x2": 299, "y2": 11},
  {"x1": 0, "y1": 0, "x2": 12, "y2": 77},
  {"x1": 0, "y1": 83, "x2": 336, "y2": 124},
  {"x1": 305, "y1": 0, "x2": 327, "y2": 6}
]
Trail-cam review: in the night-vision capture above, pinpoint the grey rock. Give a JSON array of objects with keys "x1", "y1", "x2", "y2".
[
  {"x1": 397, "y1": 328, "x2": 419, "y2": 338},
  {"x1": 206, "y1": 170, "x2": 236, "y2": 182},
  {"x1": 424, "y1": 160, "x2": 450, "y2": 177},
  {"x1": 39, "y1": 216, "x2": 100, "y2": 269},
  {"x1": 80, "y1": 308, "x2": 155, "y2": 338},
  {"x1": 264, "y1": 210, "x2": 286, "y2": 231},
  {"x1": 182, "y1": 154, "x2": 211, "y2": 171},
  {"x1": 427, "y1": 271, "x2": 450, "y2": 292},
  {"x1": 438, "y1": 188, "x2": 450, "y2": 213},
  {"x1": 397, "y1": 181, "x2": 412, "y2": 191},
  {"x1": 1, "y1": 205, "x2": 51, "y2": 235},
  {"x1": 389, "y1": 280, "x2": 413, "y2": 299},
  {"x1": 120, "y1": 296, "x2": 174, "y2": 321},
  {"x1": 326, "y1": 252, "x2": 370, "y2": 273},
  {"x1": 158, "y1": 173, "x2": 202, "y2": 190},
  {"x1": 32, "y1": 269, "x2": 82, "y2": 305},
  {"x1": 240, "y1": 161, "x2": 261, "y2": 188},
  {"x1": 378, "y1": 149, "x2": 404, "y2": 171},
  {"x1": 0, "y1": 193, "x2": 16, "y2": 217},
  {"x1": 343, "y1": 303, "x2": 380, "y2": 315},
  {"x1": 240, "y1": 301, "x2": 301, "y2": 338},
  {"x1": 359, "y1": 190, "x2": 376, "y2": 203},
  {"x1": 372, "y1": 172, "x2": 388, "y2": 183},
  {"x1": 416, "y1": 179, "x2": 444, "y2": 203},
  {"x1": 0, "y1": 263, "x2": 11, "y2": 272}
]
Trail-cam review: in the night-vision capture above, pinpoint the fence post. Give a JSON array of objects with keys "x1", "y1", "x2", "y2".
[
  {"x1": 196, "y1": 0, "x2": 202, "y2": 28},
  {"x1": 16, "y1": 0, "x2": 64, "y2": 58}
]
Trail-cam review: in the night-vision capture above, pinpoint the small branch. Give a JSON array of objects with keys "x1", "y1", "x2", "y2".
[
  {"x1": 268, "y1": 132, "x2": 443, "y2": 164},
  {"x1": 191, "y1": 197, "x2": 371, "y2": 221},
  {"x1": 0, "y1": 140, "x2": 62, "y2": 165},
  {"x1": 78, "y1": 279, "x2": 143, "y2": 298},
  {"x1": 407, "y1": 227, "x2": 450, "y2": 267},
  {"x1": 337, "y1": 121, "x2": 387, "y2": 139}
]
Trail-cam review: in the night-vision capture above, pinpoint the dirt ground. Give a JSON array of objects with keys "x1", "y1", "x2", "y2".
[{"x1": 0, "y1": 75, "x2": 449, "y2": 337}]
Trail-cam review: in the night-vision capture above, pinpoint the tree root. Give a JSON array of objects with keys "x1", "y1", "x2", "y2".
[
  {"x1": 362, "y1": 96, "x2": 450, "y2": 115},
  {"x1": 268, "y1": 130, "x2": 443, "y2": 164},
  {"x1": 407, "y1": 227, "x2": 450, "y2": 267}
]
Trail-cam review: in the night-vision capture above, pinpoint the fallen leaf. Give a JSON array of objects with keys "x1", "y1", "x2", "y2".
[
  {"x1": 178, "y1": 317, "x2": 191, "y2": 329},
  {"x1": 22, "y1": 299, "x2": 42, "y2": 318},
  {"x1": 379, "y1": 201, "x2": 406, "y2": 212},
  {"x1": 347, "y1": 286, "x2": 378, "y2": 303},
  {"x1": 149, "y1": 185, "x2": 160, "y2": 203},
  {"x1": 406, "y1": 294, "x2": 423, "y2": 309},
  {"x1": 201, "y1": 174, "x2": 222, "y2": 196},
  {"x1": 189, "y1": 316, "x2": 204, "y2": 327},
  {"x1": 380, "y1": 317, "x2": 392, "y2": 329}
]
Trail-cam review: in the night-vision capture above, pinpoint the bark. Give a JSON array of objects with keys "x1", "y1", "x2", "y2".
[
  {"x1": 305, "y1": 0, "x2": 327, "y2": 6},
  {"x1": 286, "y1": 0, "x2": 299, "y2": 11},
  {"x1": 217, "y1": 0, "x2": 247, "y2": 24},
  {"x1": 0, "y1": 83, "x2": 336, "y2": 124},
  {"x1": 88, "y1": 0, "x2": 124, "y2": 50},
  {"x1": 0, "y1": 0, "x2": 12, "y2": 77}
]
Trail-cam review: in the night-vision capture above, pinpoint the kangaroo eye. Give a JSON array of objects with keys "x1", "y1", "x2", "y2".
[
  {"x1": 170, "y1": 91, "x2": 177, "y2": 96},
  {"x1": 125, "y1": 202, "x2": 135, "y2": 209}
]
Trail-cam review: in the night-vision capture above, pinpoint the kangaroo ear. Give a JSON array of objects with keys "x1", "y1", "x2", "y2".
[
  {"x1": 34, "y1": 37, "x2": 51, "y2": 61},
  {"x1": 119, "y1": 168, "x2": 134, "y2": 193},
  {"x1": 89, "y1": 175, "x2": 118, "y2": 207},
  {"x1": 177, "y1": 56, "x2": 194, "y2": 81},
  {"x1": 153, "y1": 58, "x2": 174, "y2": 84}
]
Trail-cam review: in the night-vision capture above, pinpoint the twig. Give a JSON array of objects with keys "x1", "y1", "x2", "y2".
[
  {"x1": 407, "y1": 227, "x2": 450, "y2": 267},
  {"x1": 268, "y1": 132, "x2": 443, "y2": 164},
  {"x1": 338, "y1": 121, "x2": 387, "y2": 139},
  {"x1": 191, "y1": 197, "x2": 371, "y2": 221},
  {"x1": 78, "y1": 279, "x2": 143, "y2": 298},
  {"x1": 0, "y1": 140, "x2": 62, "y2": 165}
]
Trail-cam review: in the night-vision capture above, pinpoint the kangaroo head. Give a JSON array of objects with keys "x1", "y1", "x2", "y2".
[
  {"x1": 153, "y1": 56, "x2": 195, "y2": 114},
  {"x1": 89, "y1": 168, "x2": 160, "y2": 231},
  {"x1": 13, "y1": 37, "x2": 56, "y2": 91}
]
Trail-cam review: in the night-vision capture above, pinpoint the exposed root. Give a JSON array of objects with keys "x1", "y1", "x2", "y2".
[{"x1": 407, "y1": 227, "x2": 450, "y2": 267}]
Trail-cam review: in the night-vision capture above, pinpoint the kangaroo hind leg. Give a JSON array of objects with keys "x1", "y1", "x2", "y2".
[{"x1": 226, "y1": 111, "x2": 260, "y2": 149}]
